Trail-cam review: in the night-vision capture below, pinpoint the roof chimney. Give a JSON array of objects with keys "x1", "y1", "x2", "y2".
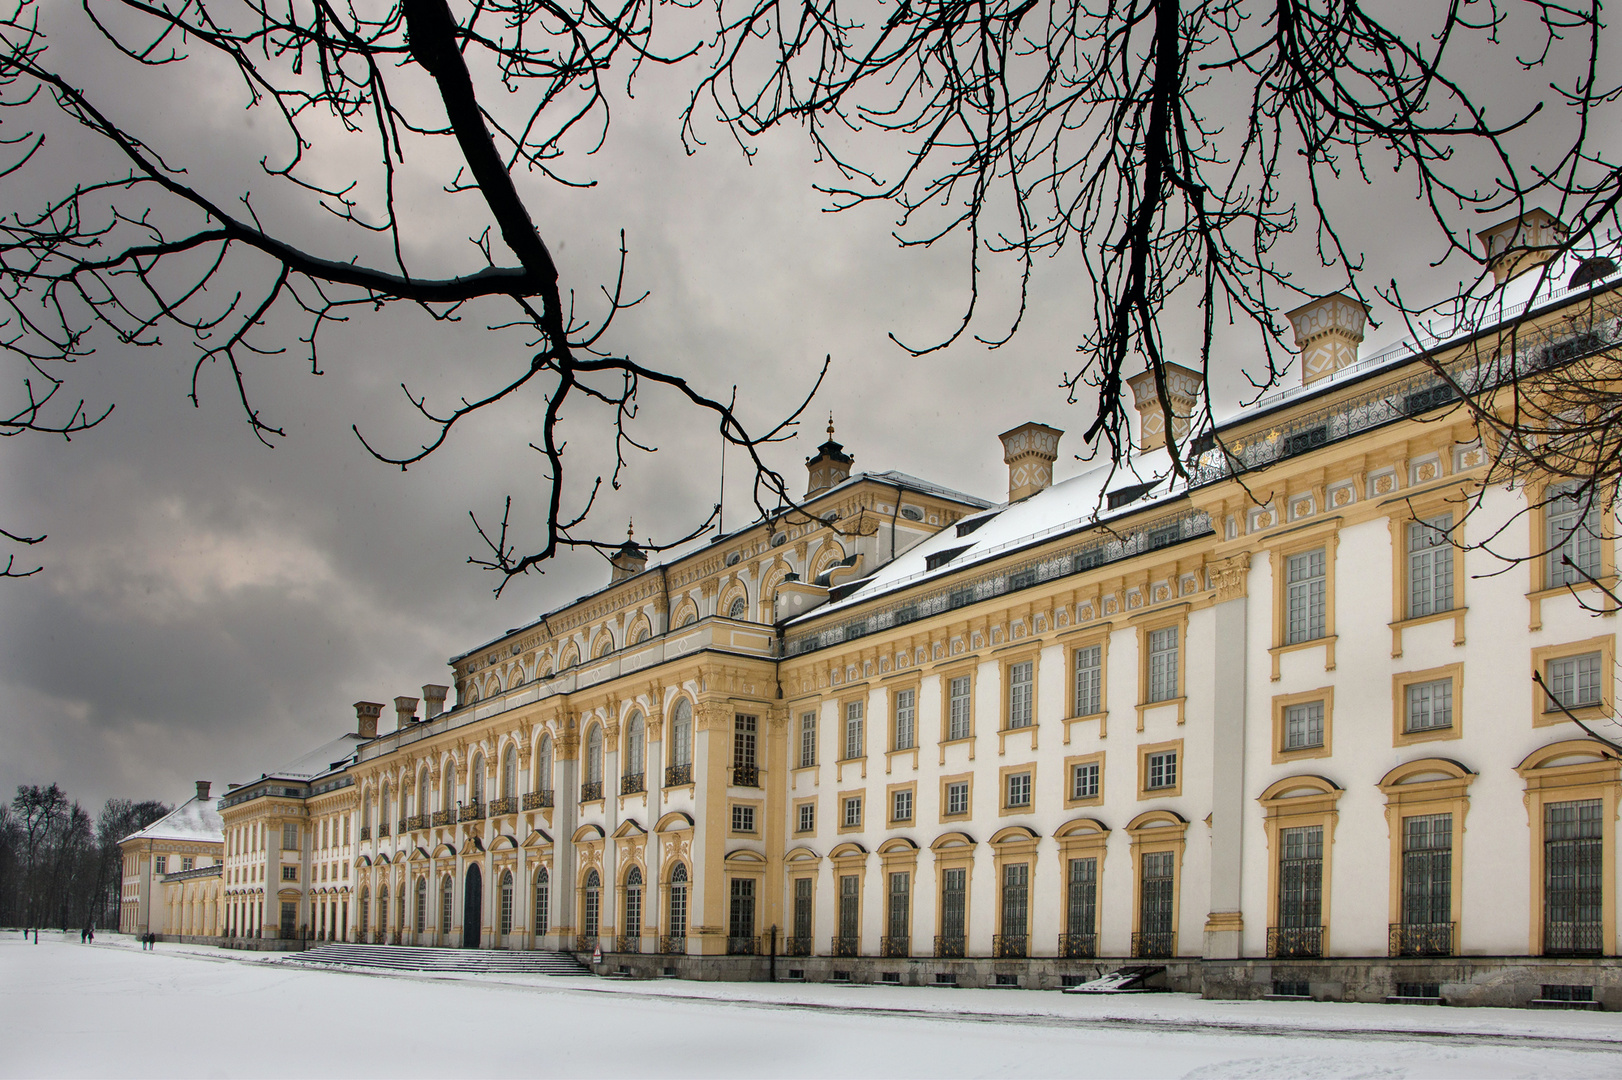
[
  {"x1": 1477, "y1": 208, "x2": 1568, "y2": 287},
  {"x1": 393, "y1": 696, "x2": 420, "y2": 731},
  {"x1": 609, "y1": 520, "x2": 648, "y2": 583},
  {"x1": 422, "y1": 684, "x2": 449, "y2": 719},
  {"x1": 1127, "y1": 362, "x2": 1204, "y2": 451},
  {"x1": 998, "y1": 422, "x2": 1064, "y2": 502},
  {"x1": 354, "y1": 700, "x2": 384, "y2": 739},
  {"x1": 1285, "y1": 294, "x2": 1368, "y2": 387},
  {"x1": 195, "y1": 780, "x2": 211, "y2": 802},
  {"x1": 805, "y1": 415, "x2": 854, "y2": 496}
]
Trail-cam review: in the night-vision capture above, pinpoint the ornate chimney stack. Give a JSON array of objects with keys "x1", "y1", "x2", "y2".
[
  {"x1": 805, "y1": 415, "x2": 854, "y2": 496},
  {"x1": 393, "y1": 696, "x2": 420, "y2": 731},
  {"x1": 354, "y1": 700, "x2": 384, "y2": 739},
  {"x1": 998, "y1": 422, "x2": 1064, "y2": 502},
  {"x1": 1285, "y1": 295, "x2": 1368, "y2": 387},
  {"x1": 1127, "y1": 363, "x2": 1205, "y2": 451},
  {"x1": 609, "y1": 521, "x2": 648, "y2": 583},
  {"x1": 1477, "y1": 208, "x2": 1568, "y2": 287},
  {"x1": 422, "y1": 684, "x2": 449, "y2": 720},
  {"x1": 195, "y1": 780, "x2": 211, "y2": 802}
]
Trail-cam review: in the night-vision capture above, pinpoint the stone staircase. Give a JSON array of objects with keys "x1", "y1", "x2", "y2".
[{"x1": 281, "y1": 942, "x2": 593, "y2": 976}]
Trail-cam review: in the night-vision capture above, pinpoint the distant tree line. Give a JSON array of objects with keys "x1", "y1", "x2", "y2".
[{"x1": 0, "y1": 785, "x2": 169, "y2": 932}]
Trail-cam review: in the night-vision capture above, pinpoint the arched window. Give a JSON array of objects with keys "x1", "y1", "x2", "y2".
[
  {"x1": 671, "y1": 699, "x2": 693, "y2": 769},
  {"x1": 587, "y1": 726, "x2": 603, "y2": 784},
  {"x1": 729, "y1": 595, "x2": 748, "y2": 619},
  {"x1": 624, "y1": 866, "x2": 643, "y2": 941},
  {"x1": 379, "y1": 781, "x2": 390, "y2": 829},
  {"x1": 583, "y1": 869, "x2": 601, "y2": 938},
  {"x1": 418, "y1": 769, "x2": 431, "y2": 817},
  {"x1": 537, "y1": 736, "x2": 553, "y2": 797},
  {"x1": 626, "y1": 712, "x2": 645, "y2": 780},
  {"x1": 441, "y1": 766, "x2": 454, "y2": 815},
  {"x1": 378, "y1": 885, "x2": 389, "y2": 934},
  {"x1": 502, "y1": 746, "x2": 517, "y2": 800},
  {"x1": 679, "y1": 609, "x2": 696, "y2": 628},
  {"x1": 499, "y1": 870, "x2": 515, "y2": 936},
  {"x1": 471, "y1": 753, "x2": 485, "y2": 805},
  {"x1": 415, "y1": 878, "x2": 427, "y2": 934},
  {"x1": 668, "y1": 863, "x2": 688, "y2": 938},
  {"x1": 440, "y1": 875, "x2": 453, "y2": 936},
  {"x1": 534, "y1": 868, "x2": 550, "y2": 936},
  {"x1": 362, "y1": 797, "x2": 372, "y2": 832}
]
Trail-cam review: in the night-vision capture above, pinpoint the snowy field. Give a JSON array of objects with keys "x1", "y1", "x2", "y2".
[{"x1": 2, "y1": 934, "x2": 1619, "y2": 1078}]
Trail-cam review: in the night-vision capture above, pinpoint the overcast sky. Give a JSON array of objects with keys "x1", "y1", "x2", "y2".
[{"x1": 1, "y1": 3, "x2": 1607, "y2": 812}]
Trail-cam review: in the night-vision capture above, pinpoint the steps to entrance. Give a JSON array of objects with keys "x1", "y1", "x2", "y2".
[{"x1": 280, "y1": 943, "x2": 592, "y2": 976}]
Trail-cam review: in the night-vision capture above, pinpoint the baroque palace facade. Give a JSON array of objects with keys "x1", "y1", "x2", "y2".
[{"x1": 126, "y1": 211, "x2": 1622, "y2": 1007}]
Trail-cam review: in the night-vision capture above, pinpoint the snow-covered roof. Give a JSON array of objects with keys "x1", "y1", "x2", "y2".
[
  {"x1": 122, "y1": 792, "x2": 223, "y2": 845},
  {"x1": 259, "y1": 733, "x2": 367, "y2": 782}
]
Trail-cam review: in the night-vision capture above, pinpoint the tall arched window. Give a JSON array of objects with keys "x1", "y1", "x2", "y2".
[
  {"x1": 381, "y1": 780, "x2": 391, "y2": 825},
  {"x1": 362, "y1": 797, "x2": 372, "y2": 833},
  {"x1": 583, "y1": 869, "x2": 601, "y2": 940},
  {"x1": 499, "y1": 870, "x2": 515, "y2": 936},
  {"x1": 729, "y1": 595, "x2": 748, "y2": 619},
  {"x1": 415, "y1": 877, "x2": 427, "y2": 934},
  {"x1": 671, "y1": 699, "x2": 693, "y2": 772},
  {"x1": 534, "y1": 868, "x2": 550, "y2": 936},
  {"x1": 668, "y1": 863, "x2": 688, "y2": 939},
  {"x1": 537, "y1": 736, "x2": 553, "y2": 797},
  {"x1": 587, "y1": 726, "x2": 603, "y2": 783},
  {"x1": 378, "y1": 885, "x2": 389, "y2": 934},
  {"x1": 502, "y1": 746, "x2": 518, "y2": 800},
  {"x1": 440, "y1": 875, "x2": 453, "y2": 936},
  {"x1": 471, "y1": 753, "x2": 485, "y2": 805},
  {"x1": 418, "y1": 769, "x2": 431, "y2": 818},
  {"x1": 441, "y1": 766, "x2": 455, "y2": 815},
  {"x1": 624, "y1": 866, "x2": 643, "y2": 943},
  {"x1": 625, "y1": 712, "x2": 645, "y2": 785}
]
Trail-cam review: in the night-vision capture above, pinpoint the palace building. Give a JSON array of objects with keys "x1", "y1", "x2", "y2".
[{"x1": 138, "y1": 211, "x2": 1622, "y2": 1008}]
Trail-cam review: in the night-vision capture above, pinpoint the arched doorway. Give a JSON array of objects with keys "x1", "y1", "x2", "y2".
[{"x1": 463, "y1": 864, "x2": 482, "y2": 948}]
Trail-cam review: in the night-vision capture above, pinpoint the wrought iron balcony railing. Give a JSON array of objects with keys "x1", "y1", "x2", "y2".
[
  {"x1": 1543, "y1": 920, "x2": 1603, "y2": 957},
  {"x1": 579, "y1": 781, "x2": 603, "y2": 803},
  {"x1": 992, "y1": 934, "x2": 1027, "y2": 959},
  {"x1": 784, "y1": 935, "x2": 812, "y2": 957},
  {"x1": 1389, "y1": 922, "x2": 1454, "y2": 957},
  {"x1": 621, "y1": 773, "x2": 646, "y2": 796},
  {"x1": 660, "y1": 935, "x2": 688, "y2": 955},
  {"x1": 664, "y1": 764, "x2": 692, "y2": 787},
  {"x1": 377, "y1": 822, "x2": 390, "y2": 837},
  {"x1": 727, "y1": 935, "x2": 758, "y2": 956},
  {"x1": 880, "y1": 935, "x2": 910, "y2": 958},
  {"x1": 575, "y1": 933, "x2": 598, "y2": 954},
  {"x1": 488, "y1": 796, "x2": 517, "y2": 816},
  {"x1": 521, "y1": 790, "x2": 553, "y2": 810},
  {"x1": 358, "y1": 826, "x2": 371, "y2": 841},
  {"x1": 459, "y1": 802, "x2": 484, "y2": 822},
  {"x1": 830, "y1": 934, "x2": 859, "y2": 957},
  {"x1": 432, "y1": 809, "x2": 453, "y2": 826},
  {"x1": 616, "y1": 934, "x2": 641, "y2": 954},
  {"x1": 397, "y1": 818, "x2": 408, "y2": 834},
  {"x1": 1058, "y1": 932, "x2": 1097, "y2": 958},
  {"x1": 731, "y1": 763, "x2": 759, "y2": 788},
  {"x1": 934, "y1": 935, "x2": 966, "y2": 959},
  {"x1": 1267, "y1": 925, "x2": 1324, "y2": 959},
  {"x1": 1132, "y1": 931, "x2": 1175, "y2": 958}
]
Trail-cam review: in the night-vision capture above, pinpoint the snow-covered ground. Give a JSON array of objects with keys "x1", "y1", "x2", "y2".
[{"x1": 2, "y1": 933, "x2": 1618, "y2": 1078}]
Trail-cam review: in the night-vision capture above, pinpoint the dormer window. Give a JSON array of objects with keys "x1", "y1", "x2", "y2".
[{"x1": 926, "y1": 545, "x2": 972, "y2": 571}]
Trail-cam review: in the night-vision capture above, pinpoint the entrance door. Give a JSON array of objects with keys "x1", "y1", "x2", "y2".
[{"x1": 463, "y1": 864, "x2": 482, "y2": 948}]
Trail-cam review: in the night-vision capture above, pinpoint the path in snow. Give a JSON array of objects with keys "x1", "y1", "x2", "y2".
[{"x1": 1, "y1": 934, "x2": 1617, "y2": 1079}]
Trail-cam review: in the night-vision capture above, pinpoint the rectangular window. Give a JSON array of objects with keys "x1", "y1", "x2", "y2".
[
  {"x1": 181, "y1": 857, "x2": 195, "y2": 872},
  {"x1": 1545, "y1": 799, "x2": 1603, "y2": 956},
  {"x1": 281, "y1": 866, "x2": 297, "y2": 881},
  {"x1": 734, "y1": 714, "x2": 757, "y2": 769},
  {"x1": 793, "y1": 878, "x2": 813, "y2": 941},
  {"x1": 844, "y1": 701, "x2": 864, "y2": 760},
  {"x1": 940, "y1": 868, "x2": 966, "y2": 943},
  {"x1": 948, "y1": 676, "x2": 972, "y2": 740},
  {"x1": 1401, "y1": 814, "x2": 1452, "y2": 932},
  {"x1": 1284, "y1": 701, "x2": 1325, "y2": 750},
  {"x1": 1007, "y1": 661, "x2": 1034, "y2": 729},
  {"x1": 1000, "y1": 863, "x2": 1029, "y2": 940},
  {"x1": 887, "y1": 872, "x2": 911, "y2": 944},
  {"x1": 1139, "y1": 851, "x2": 1175, "y2": 937},
  {"x1": 154, "y1": 856, "x2": 166, "y2": 874},
  {"x1": 799, "y1": 711, "x2": 817, "y2": 768},
  {"x1": 282, "y1": 824, "x2": 298, "y2": 850},
  {"x1": 842, "y1": 796, "x2": 862, "y2": 829},
  {"x1": 945, "y1": 781, "x2": 969, "y2": 817},
  {"x1": 1547, "y1": 486, "x2": 1602, "y2": 588},
  {"x1": 1145, "y1": 750, "x2": 1178, "y2": 791},
  {"x1": 1405, "y1": 679, "x2": 1453, "y2": 732},
  {"x1": 1285, "y1": 548, "x2": 1327, "y2": 644},
  {"x1": 1071, "y1": 761, "x2": 1100, "y2": 801},
  {"x1": 1147, "y1": 627, "x2": 1179, "y2": 702},
  {"x1": 1407, "y1": 514, "x2": 1454, "y2": 618},
  {"x1": 797, "y1": 803, "x2": 816, "y2": 833},
  {"x1": 893, "y1": 689, "x2": 916, "y2": 750},
  {"x1": 1545, "y1": 652, "x2": 1603, "y2": 713},
  {"x1": 838, "y1": 875, "x2": 860, "y2": 941},
  {"x1": 1067, "y1": 858, "x2": 1098, "y2": 937},
  {"x1": 730, "y1": 805, "x2": 756, "y2": 834},
  {"x1": 1005, "y1": 771, "x2": 1032, "y2": 809},
  {"x1": 1277, "y1": 825, "x2": 1323, "y2": 931},
  {"x1": 729, "y1": 878, "x2": 756, "y2": 940},
  {"x1": 1073, "y1": 644, "x2": 1102, "y2": 716},
  {"x1": 891, "y1": 789, "x2": 913, "y2": 822}
]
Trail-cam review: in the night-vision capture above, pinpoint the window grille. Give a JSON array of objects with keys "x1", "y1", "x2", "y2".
[
  {"x1": 1138, "y1": 851, "x2": 1175, "y2": 947},
  {"x1": 1274, "y1": 825, "x2": 1323, "y2": 957},
  {"x1": 1544, "y1": 800, "x2": 1603, "y2": 955},
  {"x1": 1285, "y1": 548, "x2": 1327, "y2": 644},
  {"x1": 1066, "y1": 857, "x2": 1098, "y2": 947},
  {"x1": 1397, "y1": 813, "x2": 1451, "y2": 956},
  {"x1": 582, "y1": 870, "x2": 601, "y2": 938},
  {"x1": 838, "y1": 874, "x2": 860, "y2": 943},
  {"x1": 1147, "y1": 627, "x2": 1179, "y2": 702},
  {"x1": 939, "y1": 868, "x2": 966, "y2": 952},
  {"x1": 793, "y1": 878, "x2": 813, "y2": 942},
  {"x1": 886, "y1": 872, "x2": 911, "y2": 952},
  {"x1": 999, "y1": 863, "x2": 1029, "y2": 950},
  {"x1": 1073, "y1": 644, "x2": 1102, "y2": 716},
  {"x1": 282, "y1": 823, "x2": 298, "y2": 850},
  {"x1": 1407, "y1": 514, "x2": 1454, "y2": 618}
]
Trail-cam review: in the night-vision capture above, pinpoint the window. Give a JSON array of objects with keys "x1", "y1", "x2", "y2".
[
  {"x1": 536, "y1": 736, "x2": 553, "y2": 797},
  {"x1": 282, "y1": 823, "x2": 298, "y2": 850},
  {"x1": 1407, "y1": 514, "x2": 1454, "y2": 618},
  {"x1": 1071, "y1": 761, "x2": 1100, "y2": 801},
  {"x1": 181, "y1": 856, "x2": 195, "y2": 872},
  {"x1": 1546, "y1": 485, "x2": 1603, "y2": 589},
  {"x1": 1276, "y1": 825, "x2": 1323, "y2": 943},
  {"x1": 1147, "y1": 626, "x2": 1179, "y2": 702},
  {"x1": 945, "y1": 781, "x2": 969, "y2": 817},
  {"x1": 1067, "y1": 858, "x2": 1098, "y2": 940},
  {"x1": 948, "y1": 676, "x2": 972, "y2": 740},
  {"x1": 844, "y1": 701, "x2": 865, "y2": 759},
  {"x1": 842, "y1": 796, "x2": 863, "y2": 829},
  {"x1": 624, "y1": 867, "x2": 643, "y2": 940},
  {"x1": 793, "y1": 878, "x2": 813, "y2": 943},
  {"x1": 670, "y1": 699, "x2": 693, "y2": 768},
  {"x1": 1285, "y1": 548, "x2": 1327, "y2": 644},
  {"x1": 797, "y1": 802, "x2": 815, "y2": 833},
  {"x1": 154, "y1": 856, "x2": 166, "y2": 874},
  {"x1": 1545, "y1": 652, "x2": 1603, "y2": 713},
  {"x1": 1005, "y1": 771, "x2": 1032, "y2": 809},
  {"x1": 1073, "y1": 644, "x2": 1102, "y2": 716},
  {"x1": 887, "y1": 872, "x2": 910, "y2": 948},
  {"x1": 729, "y1": 595, "x2": 749, "y2": 620},
  {"x1": 586, "y1": 726, "x2": 603, "y2": 784},
  {"x1": 940, "y1": 867, "x2": 967, "y2": 945},
  {"x1": 502, "y1": 746, "x2": 518, "y2": 800},
  {"x1": 731, "y1": 805, "x2": 757, "y2": 834},
  {"x1": 1400, "y1": 814, "x2": 1452, "y2": 943},
  {"x1": 668, "y1": 864, "x2": 689, "y2": 938},
  {"x1": 582, "y1": 870, "x2": 601, "y2": 938},
  {"x1": 1405, "y1": 679, "x2": 1452, "y2": 733},
  {"x1": 499, "y1": 870, "x2": 514, "y2": 936},
  {"x1": 838, "y1": 875, "x2": 860, "y2": 943},
  {"x1": 891, "y1": 789, "x2": 913, "y2": 822},
  {"x1": 799, "y1": 711, "x2": 817, "y2": 768},
  {"x1": 1000, "y1": 863, "x2": 1029, "y2": 944},
  {"x1": 893, "y1": 689, "x2": 916, "y2": 750},
  {"x1": 734, "y1": 714, "x2": 757, "y2": 769},
  {"x1": 1285, "y1": 701, "x2": 1324, "y2": 750},
  {"x1": 1145, "y1": 750, "x2": 1177, "y2": 791},
  {"x1": 1139, "y1": 851, "x2": 1175, "y2": 943},
  {"x1": 1006, "y1": 661, "x2": 1034, "y2": 729},
  {"x1": 729, "y1": 878, "x2": 756, "y2": 941},
  {"x1": 533, "y1": 868, "x2": 549, "y2": 936},
  {"x1": 1544, "y1": 799, "x2": 1603, "y2": 956},
  {"x1": 625, "y1": 712, "x2": 645, "y2": 780},
  {"x1": 281, "y1": 866, "x2": 298, "y2": 881},
  {"x1": 469, "y1": 758, "x2": 484, "y2": 805}
]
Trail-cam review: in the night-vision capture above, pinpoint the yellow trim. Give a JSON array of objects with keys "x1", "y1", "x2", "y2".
[
  {"x1": 1392, "y1": 663, "x2": 1466, "y2": 746},
  {"x1": 1530, "y1": 634, "x2": 1617, "y2": 729},
  {"x1": 997, "y1": 763, "x2": 1038, "y2": 817},
  {"x1": 1258, "y1": 775, "x2": 1342, "y2": 957},
  {"x1": 885, "y1": 781, "x2": 918, "y2": 827},
  {"x1": 938, "y1": 772, "x2": 974, "y2": 824},
  {"x1": 1126, "y1": 811, "x2": 1188, "y2": 956},
  {"x1": 791, "y1": 797, "x2": 817, "y2": 836},
  {"x1": 1516, "y1": 739, "x2": 1622, "y2": 956},
  {"x1": 1062, "y1": 751, "x2": 1106, "y2": 809},
  {"x1": 1137, "y1": 738, "x2": 1184, "y2": 799},
  {"x1": 1271, "y1": 686, "x2": 1335, "y2": 764},
  {"x1": 836, "y1": 790, "x2": 865, "y2": 834},
  {"x1": 1378, "y1": 758, "x2": 1474, "y2": 949}
]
